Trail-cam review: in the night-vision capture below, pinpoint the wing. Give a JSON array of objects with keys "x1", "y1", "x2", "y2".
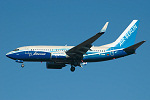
[{"x1": 66, "y1": 22, "x2": 109, "y2": 59}]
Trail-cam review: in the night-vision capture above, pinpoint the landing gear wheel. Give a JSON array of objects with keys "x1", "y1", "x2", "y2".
[
  {"x1": 70, "y1": 67, "x2": 75, "y2": 72},
  {"x1": 21, "y1": 64, "x2": 24, "y2": 68}
]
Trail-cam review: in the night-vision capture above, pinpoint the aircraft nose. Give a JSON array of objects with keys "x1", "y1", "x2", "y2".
[
  {"x1": 6, "y1": 52, "x2": 12, "y2": 58},
  {"x1": 6, "y1": 52, "x2": 10, "y2": 57},
  {"x1": 6, "y1": 51, "x2": 19, "y2": 60}
]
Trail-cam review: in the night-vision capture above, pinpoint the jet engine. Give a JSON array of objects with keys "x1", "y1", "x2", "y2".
[{"x1": 46, "y1": 62, "x2": 66, "y2": 69}]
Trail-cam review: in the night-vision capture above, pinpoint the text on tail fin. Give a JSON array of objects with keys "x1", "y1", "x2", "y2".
[{"x1": 113, "y1": 20, "x2": 139, "y2": 48}]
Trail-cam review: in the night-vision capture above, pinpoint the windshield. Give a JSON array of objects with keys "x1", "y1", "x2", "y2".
[{"x1": 13, "y1": 49, "x2": 19, "y2": 51}]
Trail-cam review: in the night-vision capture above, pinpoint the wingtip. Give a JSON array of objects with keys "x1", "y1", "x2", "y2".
[
  {"x1": 140, "y1": 40, "x2": 146, "y2": 44},
  {"x1": 100, "y1": 22, "x2": 109, "y2": 33}
]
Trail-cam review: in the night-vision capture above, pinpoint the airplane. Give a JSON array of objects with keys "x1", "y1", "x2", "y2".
[{"x1": 6, "y1": 20, "x2": 145, "y2": 72}]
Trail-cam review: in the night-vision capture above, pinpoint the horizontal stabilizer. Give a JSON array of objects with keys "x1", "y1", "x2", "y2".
[{"x1": 123, "y1": 40, "x2": 146, "y2": 54}]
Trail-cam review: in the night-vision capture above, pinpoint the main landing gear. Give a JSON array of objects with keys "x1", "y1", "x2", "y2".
[
  {"x1": 70, "y1": 61, "x2": 82, "y2": 72},
  {"x1": 70, "y1": 65, "x2": 75, "y2": 72}
]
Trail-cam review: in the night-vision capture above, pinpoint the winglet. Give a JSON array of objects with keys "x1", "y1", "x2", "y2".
[
  {"x1": 100, "y1": 22, "x2": 109, "y2": 33},
  {"x1": 123, "y1": 40, "x2": 146, "y2": 54}
]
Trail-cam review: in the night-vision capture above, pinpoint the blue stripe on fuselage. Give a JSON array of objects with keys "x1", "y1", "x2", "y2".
[
  {"x1": 8, "y1": 49, "x2": 128, "y2": 62},
  {"x1": 83, "y1": 49, "x2": 128, "y2": 62},
  {"x1": 8, "y1": 51, "x2": 51, "y2": 61}
]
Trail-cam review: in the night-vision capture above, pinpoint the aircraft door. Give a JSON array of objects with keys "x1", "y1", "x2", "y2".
[
  {"x1": 25, "y1": 48, "x2": 29, "y2": 55},
  {"x1": 110, "y1": 47, "x2": 114, "y2": 56}
]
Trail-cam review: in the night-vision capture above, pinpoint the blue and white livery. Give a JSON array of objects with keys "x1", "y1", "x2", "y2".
[{"x1": 6, "y1": 20, "x2": 145, "y2": 72}]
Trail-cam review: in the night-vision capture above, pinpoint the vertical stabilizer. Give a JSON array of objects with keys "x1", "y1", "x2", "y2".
[{"x1": 113, "y1": 20, "x2": 139, "y2": 48}]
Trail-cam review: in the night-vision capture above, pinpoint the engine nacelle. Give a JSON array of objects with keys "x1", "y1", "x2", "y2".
[
  {"x1": 51, "y1": 52, "x2": 69, "y2": 59},
  {"x1": 46, "y1": 62, "x2": 66, "y2": 69}
]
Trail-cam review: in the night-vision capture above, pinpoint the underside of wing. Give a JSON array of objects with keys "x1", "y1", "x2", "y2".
[{"x1": 66, "y1": 22, "x2": 109, "y2": 60}]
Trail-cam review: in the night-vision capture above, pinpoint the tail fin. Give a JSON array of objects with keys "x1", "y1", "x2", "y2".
[{"x1": 113, "y1": 20, "x2": 139, "y2": 48}]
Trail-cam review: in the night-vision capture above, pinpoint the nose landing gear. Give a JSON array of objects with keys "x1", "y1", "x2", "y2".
[{"x1": 21, "y1": 63, "x2": 24, "y2": 68}]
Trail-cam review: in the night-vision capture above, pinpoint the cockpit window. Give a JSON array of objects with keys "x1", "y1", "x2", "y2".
[{"x1": 13, "y1": 49, "x2": 19, "y2": 51}]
